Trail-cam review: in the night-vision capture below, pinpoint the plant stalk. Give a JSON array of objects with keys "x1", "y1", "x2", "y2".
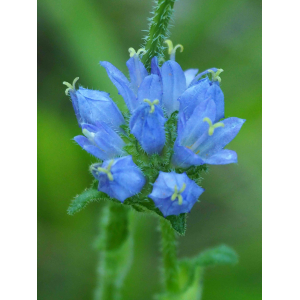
[
  {"x1": 94, "y1": 202, "x2": 134, "y2": 300},
  {"x1": 142, "y1": 0, "x2": 177, "y2": 70},
  {"x1": 160, "y1": 217, "x2": 180, "y2": 294}
]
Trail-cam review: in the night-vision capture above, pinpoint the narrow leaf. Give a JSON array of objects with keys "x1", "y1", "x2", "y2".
[
  {"x1": 67, "y1": 183, "x2": 108, "y2": 215},
  {"x1": 194, "y1": 245, "x2": 238, "y2": 267}
]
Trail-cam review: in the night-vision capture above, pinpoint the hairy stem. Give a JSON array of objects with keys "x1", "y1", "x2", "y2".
[
  {"x1": 142, "y1": 0, "x2": 176, "y2": 70},
  {"x1": 94, "y1": 202, "x2": 134, "y2": 300},
  {"x1": 160, "y1": 217, "x2": 180, "y2": 294}
]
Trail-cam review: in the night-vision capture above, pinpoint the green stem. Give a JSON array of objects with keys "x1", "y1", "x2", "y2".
[
  {"x1": 142, "y1": 0, "x2": 176, "y2": 70},
  {"x1": 160, "y1": 217, "x2": 180, "y2": 294},
  {"x1": 94, "y1": 202, "x2": 134, "y2": 300}
]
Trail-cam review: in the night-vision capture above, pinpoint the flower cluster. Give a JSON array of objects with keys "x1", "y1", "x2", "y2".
[{"x1": 64, "y1": 40, "x2": 245, "y2": 217}]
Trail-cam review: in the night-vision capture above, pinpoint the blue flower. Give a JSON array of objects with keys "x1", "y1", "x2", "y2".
[
  {"x1": 63, "y1": 78, "x2": 124, "y2": 130},
  {"x1": 148, "y1": 171, "x2": 204, "y2": 217},
  {"x1": 172, "y1": 97, "x2": 245, "y2": 168},
  {"x1": 90, "y1": 156, "x2": 146, "y2": 202},
  {"x1": 178, "y1": 68, "x2": 225, "y2": 127},
  {"x1": 129, "y1": 74, "x2": 166, "y2": 154},
  {"x1": 74, "y1": 122, "x2": 126, "y2": 160}
]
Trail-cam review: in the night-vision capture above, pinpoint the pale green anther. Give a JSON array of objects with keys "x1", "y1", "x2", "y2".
[
  {"x1": 82, "y1": 129, "x2": 95, "y2": 141},
  {"x1": 63, "y1": 77, "x2": 79, "y2": 95},
  {"x1": 164, "y1": 40, "x2": 183, "y2": 60},
  {"x1": 128, "y1": 47, "x2": 147, "y2": 57},
  {"x1": 208, "y1": 69, "x2": 224, "y2": 83},
  {"x1": 203, "y1": 117, "x2": 225, "y2": 136},
  {"x1": 171, "y1": 183, "x2": 186, "y2": 205},
  {"x1": 97, "y1": 159, "x2": 114, "y2": 181},
  {"x1": 143, "y1": 99, "x2": 159, "y2": 113}
]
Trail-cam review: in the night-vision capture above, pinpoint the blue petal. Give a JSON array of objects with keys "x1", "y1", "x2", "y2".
[
  {"x1": 100, "y1": 61, "x2": 138, "y2": 112},
  {"x1": 88, "y1": 122, "x2": 125, "y2": 158},
  {"x1": 171, "y1": 142, "x2": 204, "y2": 169},
  {"x1": 76, "y1": 87, "x2": 125, "y2": 130},
  {"x1": 126, "y1": 55, "x2": 148, "y2": 95},
  {"x1": 178, "y1": 78, "x2": 211, "y2": 126},
  {"x1": 203, "y1": 149, "x2": 238, "y2": 165},
  {"x1": 137, "y1": 74, "x2": 162, "y2": 103},
  {"x1": 184, "y1": 69, "x2": 198, "y2": 87},
  {"x1": 161, "y1": 60, "x2": 186, "y2": 116},
  {"x1": 74, "y1": 135, "x2": 108, "y2": 160},
  {"x1": 151, "y1": 57, "x2": 161, "y2": 78},
  {"x1": 129, "y1": 103, "x2": 166, "y2": 154},
  {"x1": 180, "y1": 98, "x2": 216, "y2": 147},
  {"x1": 198, "y1": 118, "x2": 246, "y2": 159},
  {"x1": 69, "y1": 91, "x2": 82, "y2": 126},
  {"x1": 205, "y1": 82, "x2": 224, "y2": 121}
]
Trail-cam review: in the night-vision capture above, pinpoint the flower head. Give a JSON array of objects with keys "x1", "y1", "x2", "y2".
[
  {"x1": 148, "y1": 171, "x2": 204, "y2": 217},
  {"x1": 66, "y1": 43, "x2": 245, "y2": 222},
  {"x1": 90, "y1": 156, "x2": 146, "y2": 202}
]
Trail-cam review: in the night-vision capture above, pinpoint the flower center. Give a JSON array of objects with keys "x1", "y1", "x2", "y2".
[
  {"x1": 63, "y1": 77, "x2": 79, "y2": 95},
  {"x1": 128, "y1": 47, "x2": 147, "y2": 57},
  {"x1": 143, "y1": 99, "x2": 159, "y2": 113},
  {"x1": 208, "y1": 69, "x2": 224, "y2": 83},
  {"x1": 171, "y1": 183, "x2": 186, "y2": 205},
  {"x1": 97, "y1": 160, "x2": 114, "y2": 181},
  {"x1": 203, "y1": 117, "x2": 225, "y2": 136},
  {"x1": 164, "y1": 39, "x2": 184, "y2": 61}
]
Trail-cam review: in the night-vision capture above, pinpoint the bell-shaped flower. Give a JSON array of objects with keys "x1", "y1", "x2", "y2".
[
  {"x1": 74, "y1": 122, "x2": 126, "y2": 160},
  {"x1": 172, "y1": 97, "x2": 245, "y2": 168},
  {"x1": 90, "y1": 156, "x2": 146, "y2": 202},
  {"x1": 129, "y1": 74, "x2": 166, "y2": 154},
  {"x1": 148, "y1": 171, "x2": 204, "y2": 217},
  {"x1": 63, "y1": 78, "x2": 124, "y2": 130},
  {"x1": 178, "y1": 68, "x2": 225, "y2": 128}
]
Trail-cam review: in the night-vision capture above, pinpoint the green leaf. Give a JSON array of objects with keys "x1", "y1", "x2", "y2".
[
  {"x1": 166, "y1": 214, "x2": 187, "y2": 236},
  {"x1": 194, "y1": 244, "x2": 238, "y2": 267},
  {"x1": 67, "y1": 181, "x2": 109, "y2": 215},
  {"x1": 156, "y1": 245, "x2": 238, "y2": 300}
]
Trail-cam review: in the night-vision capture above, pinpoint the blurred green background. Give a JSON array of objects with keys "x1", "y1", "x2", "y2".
[{"x1": 38, "y1": 0, "x2": 261, "y2": 299}]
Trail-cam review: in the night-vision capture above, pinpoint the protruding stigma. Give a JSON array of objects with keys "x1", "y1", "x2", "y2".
[
  {"x1": 171, "y1": 183, "x2": 186, "y2": 205},
  {"x1": 97, "y1": 159, "x2": 114, "y2": 181},
  {"x1": 164, "y1": 40, "x2": 184, "y2": 61},
  {"x1": 208, "y1": 69, "x2": 224, "y2": 83},
  {"x1": 203, "y1": 117, "x2": 225, "y2": 136},
  {"x1": 82, "y1": 129, "x2": 95, "y2": 142},
  {"x1": 128, "y1": 47, "x2": 147, "y2": 57},
  {"x1": 63, "y1": 77, "x2": 79, "y2": 95},
  {"x1": 143, "y1": 99, "x2": 159, "y2": 113}
]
